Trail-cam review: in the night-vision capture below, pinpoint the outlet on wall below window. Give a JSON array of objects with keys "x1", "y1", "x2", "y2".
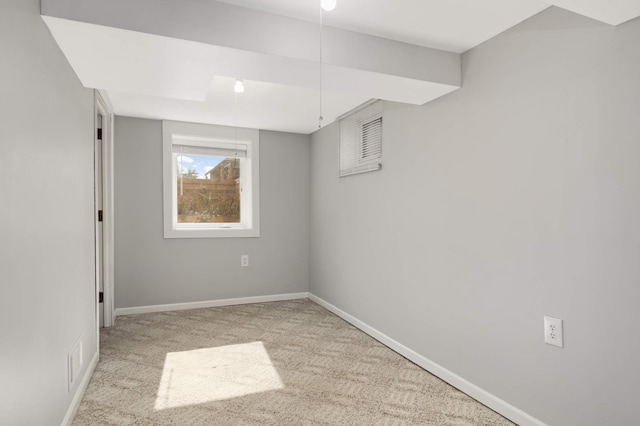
[
  {"x1": 544, "y1": 316, "x2": 563, "y2": 348},
  {"x1": 241, "y1": 255, "x2": 249, "y2": 267}
]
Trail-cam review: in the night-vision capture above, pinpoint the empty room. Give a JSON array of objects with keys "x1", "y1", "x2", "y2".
[{"x1": 2, "y1": 0, "x2": 640, "y2": 425}]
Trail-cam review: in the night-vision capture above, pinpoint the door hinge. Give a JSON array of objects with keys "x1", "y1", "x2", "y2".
[
  {"x1": 99, "y1": 292, "x2": 104, "y2": 303},
  {"x1": 98, "y1": 210, "x2": 103, "y2": 222},
  {"x1": 97, "y1": 128, "x2": 103, "y2": 140}
]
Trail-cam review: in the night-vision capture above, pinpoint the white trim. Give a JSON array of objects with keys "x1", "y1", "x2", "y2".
[
  {"x1": 61, "y1": 351, "x2": 99, "y2": 426},
  {"x1": 105, "y1": 110, "x2": 115, "y2": 326},
  {"x1": 307, "y1": 293, "x2": 547, "y2": 426},
  {"x1": 95, "y1": 91, "x2": 115, "y2": 328},
  {"x1": 336, "y1": 98, "x2": 380, "y2": 121},
  {"x1": 96, "y1": 89, "x2": 113, "y2": 112},
  {"x1": 115, "y1": 292, "x2": 310, "y2": 316},
  {"x1": 339, "y1": 162, "x2": 382, "y2": 177}
]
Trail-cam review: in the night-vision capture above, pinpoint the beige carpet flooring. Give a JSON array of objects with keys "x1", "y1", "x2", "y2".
[{"x1": 73, "y1": 299, "x2": 514, "y2": 425}]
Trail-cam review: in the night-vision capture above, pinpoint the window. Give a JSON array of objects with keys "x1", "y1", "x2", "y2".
[
  {"x1": 339, "y1": 99, "x2": 383, "y2": 177},
  {"x1": 163, "y1": 120, "x2": 259, "y2": 238}
]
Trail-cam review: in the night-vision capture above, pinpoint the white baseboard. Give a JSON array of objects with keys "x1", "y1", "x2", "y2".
[
  {"x1": 115, "y1": 292, "x2": 310, "y2": 316},
  {"x1": 308, "y1": 293, "x2": 546, "y2": 426},
  {"x1": 61, "y1": 351, "x2": 99, "y2": 426}
]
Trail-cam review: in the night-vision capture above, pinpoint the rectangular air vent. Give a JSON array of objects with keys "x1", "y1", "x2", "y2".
[
  {"x1": 68, "y1": 338, "x2": 83, "y2": 391},
  {"x1": 339, "y1": 99, "x2": 383, "y2": 177}
]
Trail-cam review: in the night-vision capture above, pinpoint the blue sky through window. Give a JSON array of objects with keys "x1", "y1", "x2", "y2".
[{"x1": 177, "y1": 154, "x2": 225, "y2": 179}]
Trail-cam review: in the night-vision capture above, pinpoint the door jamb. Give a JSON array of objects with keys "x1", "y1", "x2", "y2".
[{"x1": 95, "y1": 91, "x2": 115, "y2": 327}]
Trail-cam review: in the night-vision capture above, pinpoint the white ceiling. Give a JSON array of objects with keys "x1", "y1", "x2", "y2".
[
  {"x1": 219, "y1": 0, "x2": 550, "y2": 53},
  {"x1": 42, "y1": 0, "x2": 640, "y2": 134},
  {"x1": 43, "y1": 14, "x2": 460, "y2": 134},
  {"x1": 546, "y1": 0, "x2": 640, "y2": 25}
]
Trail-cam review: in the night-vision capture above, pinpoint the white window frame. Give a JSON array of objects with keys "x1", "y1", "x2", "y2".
[
  {"x1": 338, "y1": 99, "x2": 383, "y2": 177},
  {"x1": 162, "y1": 120, "x2": 260, "y2": 238}
]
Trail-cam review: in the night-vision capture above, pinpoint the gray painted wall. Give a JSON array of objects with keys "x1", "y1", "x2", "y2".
[
  {"x1": 310, "y1": 8, "x2": 640, "y2": 426},
  {"x1": 0, "y1": 0, "x2": 96, "y2": 424},
  {"x1": 114, "y1": 117, "x2": 310, "y2": 308}
]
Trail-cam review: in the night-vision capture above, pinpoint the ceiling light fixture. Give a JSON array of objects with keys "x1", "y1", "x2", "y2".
[
  {"x1": 234, "y1": 79, "x2": 245, "y2": 93},
  {"x1": 321, "y1": 0, "x2": 336, "y2": 12}
]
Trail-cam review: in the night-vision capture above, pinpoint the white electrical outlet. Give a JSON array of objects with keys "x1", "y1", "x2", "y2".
[
  {"x1": 68, "y1": 338, "x2": 83, "y2": 390},
  {"x1": 241, "y1": 255, "x2": 249, "y2": 267},
  {"x1": 544, "y1": 316, "x2": 563, "y2": 347}
]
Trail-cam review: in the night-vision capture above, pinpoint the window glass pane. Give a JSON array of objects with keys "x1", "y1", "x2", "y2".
[{"x1": 175, "y1": 153, "x2": 241, "y2": 223}]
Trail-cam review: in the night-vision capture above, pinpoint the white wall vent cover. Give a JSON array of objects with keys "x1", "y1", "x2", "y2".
[
  {"x1": 339, "y1": 99, "x2": 383, "y2": 177},
  {"x1": 68, "y1": 337, "x2": 83, "y2": 391}
]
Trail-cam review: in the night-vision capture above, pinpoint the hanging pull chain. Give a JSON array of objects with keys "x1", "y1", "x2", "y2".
[{"x1": 234, "y1": 85, "x2": 239, "y2": 168}]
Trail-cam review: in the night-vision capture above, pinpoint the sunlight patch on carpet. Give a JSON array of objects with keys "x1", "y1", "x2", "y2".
[{"x1": 154, "y1": 341, "x2": 283, "y2": 410}]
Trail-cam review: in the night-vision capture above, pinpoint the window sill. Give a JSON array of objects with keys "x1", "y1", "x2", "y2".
[{"x1": 163, "y1": 227, "x2": 260, "y2": 239}]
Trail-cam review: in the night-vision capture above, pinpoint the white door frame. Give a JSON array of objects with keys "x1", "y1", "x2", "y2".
[{"x1": 95, "y1": 90, "x2": 115, "y2": 327}]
